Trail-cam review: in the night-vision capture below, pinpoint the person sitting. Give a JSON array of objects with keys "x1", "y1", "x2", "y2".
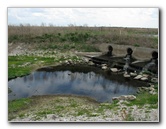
[{"x1": 106, "y1": 45, "x2": 113, "y2": 57}]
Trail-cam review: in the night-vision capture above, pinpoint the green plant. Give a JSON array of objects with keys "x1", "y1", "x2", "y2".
[
  {"x1": 77, "y1": 109, "x2": 90, "y2": 116},
  {"x1": 134, "y1": 43, "x2": 140, "y2": 47},
  {"x1": 125, "y1": 113, "x2": 135, "y2": 121},
  {"x1": 8, "y1": 98, "x2": 31, "y2": 113},
  {"x1": 124, "y1": 92, "x2": 158, "y2": 108},
  {"x1": 8, "y1": 55, "x2": 56, "y2": 79},
  {"x1": 54, "y1": 105, "x2": 65, "y2": 113},
  {"x1": 35, "y1": 110, "x2": 53, "y2": 118},
  {"x1": 70, "y1": 100, "x2": 78, "y2": 108}
]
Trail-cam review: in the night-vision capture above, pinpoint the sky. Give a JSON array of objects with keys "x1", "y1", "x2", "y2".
[{"x1": 8, "y1": 8, "x2": 159, "y2": 28}]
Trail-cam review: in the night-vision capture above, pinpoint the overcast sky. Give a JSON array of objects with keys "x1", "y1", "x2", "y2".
[{"x1": 8, "y1": 8, "x2": 159, "y2": 28}]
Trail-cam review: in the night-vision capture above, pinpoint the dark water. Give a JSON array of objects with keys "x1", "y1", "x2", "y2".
[{"x1": 8, "y1": 65, "x2": 147, "y2": 102}]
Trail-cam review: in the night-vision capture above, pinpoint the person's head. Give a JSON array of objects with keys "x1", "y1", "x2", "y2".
[
  {"x1": 152, "y1": 51, "x2": 158, "y2": 59},
  {"x1": 108, "y1": 45, "x2": 113, "y2": 52},
  {"x1": 127, "y1": 48, "x2": 133, "y2": 55}
]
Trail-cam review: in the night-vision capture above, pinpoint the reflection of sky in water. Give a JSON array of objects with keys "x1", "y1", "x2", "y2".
[{"x1": 8, "y1": 71, "x2": 137, "y2": 102}]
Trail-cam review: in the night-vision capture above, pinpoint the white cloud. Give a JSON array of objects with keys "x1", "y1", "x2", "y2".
[
  {"x1": 32, "y1": 12, "x2": 43, "y2": 17},
  {"x1": 8, "y1": 8, "x2": 159, "y2": 28}
]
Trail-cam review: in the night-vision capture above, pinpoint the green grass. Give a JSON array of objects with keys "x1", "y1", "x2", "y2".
[
  {"x1": 70, "y1": 100, "x2": 78, "y2": 108},
  {"x1": 8, "y1": 53, "x2": 85, "y2": 80},
  {"x1": 134, "y1": 43, "x2": 140, "y2": 47},
  {"x1": 8, "y1": 55, "x2": 56, "y2": 79},
  {"x1": 125, "y1": 113, "x2": 135, "y2": 121},
  {"x1": 77, "y1": 109, "x2": 90, "y2": 116},
  {"x1": 54, "y1": 105, "x2": 65, "y2": 113},
  {"x1": 35, "y1": 110, "x2": 53, "y2": 119},
  {"x1": 124, "y1": 92, "x2": 158, "y2": 108},
  {"x1": 98, "y1": 100, "x2": 119, "y2": 113},
  {"x1": 8, "y1": 98, "x2": 32, "y2": 113}
]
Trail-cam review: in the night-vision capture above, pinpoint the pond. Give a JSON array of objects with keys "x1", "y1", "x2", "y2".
[{"x1": 8, "y1": 65, "x2": 148, "y2": 102}]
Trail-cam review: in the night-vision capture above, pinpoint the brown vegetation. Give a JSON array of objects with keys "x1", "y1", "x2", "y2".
[{"x1": 8, "y1": 25, "x2": 158, "y2": 49}]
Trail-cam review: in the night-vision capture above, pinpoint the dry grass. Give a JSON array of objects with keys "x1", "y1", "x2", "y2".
[{"x1": 8, "y1": 25, "x2": 158, "y2": 49}]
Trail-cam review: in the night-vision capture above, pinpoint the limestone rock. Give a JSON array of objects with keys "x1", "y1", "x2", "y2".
[
  {"x1": 141, "y1": 87, "x2": 149, "y2": 91},
  {"x1": 110, "y1": 68, "x2": 118, "y2": 72},
  {"x1": 142, "y1": 74, "x2": 149, "y2": 77},
  {"x1": 123, "y1": 74, "x2": 130, "y2": 78},
  {"x1": 134, "y1": 75, "x2": 143, "y2": 80},
  {"x1": 149, "y1": 91, "x2": 156, "y2": 95},
  {"x1": 102, "y1": 66, "x2": 107, "y2": 70},
  {"x1": 101, "y1": 64, "x2": 107, "y2": 67},
  {"x1": 130, "y1": 72, "x2": 137, "y2": 77},
  {"x1": 120, "y1": 95, "x2": 136, "y2": 100},
  {"x1": 137, "y1": 86, "x2": 156, "y2": 94},
  {"x1": 68, "y1": 59, "x2": 72, "y2": 64},
  {"x1": 151, "y1": 78, "x2": 158, "y2": 83},
  {"x1": 112, "y1": 95, "x2": 136, "y2": 101},
  {"x1": 150, "y1": 85, "x2": 155, "y2": 88},
  {"x1": 83, "y1": 58, "x2": 89, "y2": 63},
  {"x1": 140, "y1": 77, "x2": 148, "y2": 81},
  {"x1": 88, "y1": 61, "x2": 95, "y2": 66},
  {"x1": 112, "y1": 97, "x2": 119, "y2": 100},
  {"x1": 126, "y1": 95, "x2": 136, "y2": 100},
  {"x1": 118, "y1": 95, "x2": 126, "y2": 100},
  {"x1": 65, "y1": 60, "x2": 70, "y2": 65}
]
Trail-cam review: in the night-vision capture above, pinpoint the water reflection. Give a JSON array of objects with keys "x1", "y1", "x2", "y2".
[{"x1": 8, "y1": 70, "x2": 137, "y2": 102}]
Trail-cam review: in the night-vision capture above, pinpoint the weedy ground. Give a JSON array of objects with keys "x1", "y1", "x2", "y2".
[{"x1": 8, "y1": 89, "x2": 158, "y2": 121}]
